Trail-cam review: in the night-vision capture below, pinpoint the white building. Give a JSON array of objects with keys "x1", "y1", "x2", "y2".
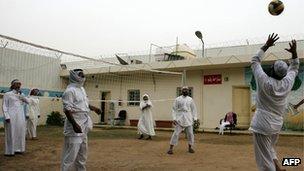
[{"x1": 1, "y1": 40, "x2": 303, "y2": 130}]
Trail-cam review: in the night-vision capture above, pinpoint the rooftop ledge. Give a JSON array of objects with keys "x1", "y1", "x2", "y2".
[{"x1": 60, "y1": 49, "x2": 304, "y2": 77}]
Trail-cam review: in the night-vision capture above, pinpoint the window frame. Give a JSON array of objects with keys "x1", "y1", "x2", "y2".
[{"x1": 127, "y1": 89, "x2": 140, "y2": 106}]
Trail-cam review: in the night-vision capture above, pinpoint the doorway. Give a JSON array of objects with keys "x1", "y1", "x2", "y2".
[
  {"x1": 232, "y1": 86, "x2": 251, "y2": 128},
  {"x1": 101, "y1": 91, "x2": 111, "y2": 123}
]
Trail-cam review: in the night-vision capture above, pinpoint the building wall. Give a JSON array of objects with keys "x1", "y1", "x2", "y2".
[
  {"x1": 84, "y1": 69, "x2": 247, "y2": 129},
  {"x1": 184, "y1": 70, "x2": 204, "y2": 122},
  {"x1": 0, "y1": 47, "x2": 63, "y2": 90},
  {"x1": 0, "y1": 97, "x2": 63, "y2": 128},
  {"x1": 0, "y1": 47, "x2": 64, "y2": 127},
  {"x1": 84, "y1": 72, "x2": 184, "y2": 124},
  {"x1": 202, "y1": 68, "x2": 246, "y2": 128}
]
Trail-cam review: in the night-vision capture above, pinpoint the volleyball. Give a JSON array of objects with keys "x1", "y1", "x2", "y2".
[{"x1": 268, "y1": 0, "x2": 284, "y2": 16}]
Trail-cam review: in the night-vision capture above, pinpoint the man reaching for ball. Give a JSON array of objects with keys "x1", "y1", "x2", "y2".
[{"x1": 249, "y1": 33, "x2": 299, "y2": 171}]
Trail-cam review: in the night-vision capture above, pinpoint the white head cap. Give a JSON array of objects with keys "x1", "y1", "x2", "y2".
[
  {"x1": 274, "y1": 60, "x2": 288, "y2": 78},
  {"x1": 143, "y1": 94, "x2": 150, "y2": 99},
  {"x1": 182, "y1": 86, "x2": 189, "y2": 90},
  {"x1": 11, "y1": 79, "x2": 21, "y2": 85}
]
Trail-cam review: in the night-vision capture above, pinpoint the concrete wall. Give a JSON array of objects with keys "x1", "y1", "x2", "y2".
[
  {"x1": 79, "y1": 67, "x2": 249, "y2": 129},
  {"x1": 0, "y1": 47, "x2": 64, "y2": 128},
  {"x1": 84, "y1": 72, "x2": 184, "y2": 123},
  {"x1": 0, "y1": 97, "x2": 63, "y2": 128},
  {"x1": 0, "y1": 47, "x2": 63, "y2": 90},
  {"x1": 82, "y1": 68, "x2": 247, "y2": 129},
  {"x1": 202, "y1": 68, "x2": 246, "y2": 128}
]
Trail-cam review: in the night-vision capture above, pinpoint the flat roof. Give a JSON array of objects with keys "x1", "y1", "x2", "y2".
[{"x1": 60, "y1": 40, "x2": 304, "y2": 77}]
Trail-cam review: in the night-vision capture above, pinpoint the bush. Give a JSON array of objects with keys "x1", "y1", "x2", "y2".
[{"x1": 46, "y1": 111, "x2": 65, "y2": 126}]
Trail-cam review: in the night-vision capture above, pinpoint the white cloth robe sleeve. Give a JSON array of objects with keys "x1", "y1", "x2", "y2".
[
  {"x1": 2, "y1": 93, "x2": 10, "y2": 120},
  {"x1": 28, "y1": 97, "x2": 40, "y2": 119},
  {"x1": 251, "y1": 49, "x2": 299, "y2": 90},
  {"x1": 140, "y1": 101, "x2": 152, "y2": 110},
  {"x1": 62, "y1": 90, "x2": 75, "y2": 112},
  {"x1": 25, "y1": 103, "x2": 29, "y2": 118},
  {"x1": 172, "y1": 99, "x2": 178, "y2": 121},
  {"x1": 283, "y1": 58, "x2": 299, "y2": 87},
  {"x1": 251, "y1": 50, "x2": 268, "y2": 85}
]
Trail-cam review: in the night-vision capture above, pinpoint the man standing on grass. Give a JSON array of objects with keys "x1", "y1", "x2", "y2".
[
  {"x1": 61, "y1": 69, "x2": 101, "y2": 171},
  {"x1": 2, "y1": 79, "x2": 28, "y2": 156},
  {"x1": 25, "y1": 88, "x2": 40, "y2": 140},
  {"x1": 249, "y1": 33, "x2": 299, "y2": 171},
  {"x1": 167, "y1": 86, "x2": 198, "y2": 155}
]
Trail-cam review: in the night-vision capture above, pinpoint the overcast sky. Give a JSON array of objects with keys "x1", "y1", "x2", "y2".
[{"x1": 0, "y1": 0, "x2": 303, "y2": 57}]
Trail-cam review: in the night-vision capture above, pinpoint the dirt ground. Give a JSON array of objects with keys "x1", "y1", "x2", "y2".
[{"x1": 0, "y1": 126, "x2": 303, "y2": 171}]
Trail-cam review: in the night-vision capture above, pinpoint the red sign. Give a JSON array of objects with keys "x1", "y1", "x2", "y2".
[{"x1": 203, "y1": 74, "x2": 222, "y2": 85}]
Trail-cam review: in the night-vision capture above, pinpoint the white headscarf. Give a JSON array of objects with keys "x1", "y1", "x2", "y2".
[
  {"x1": 274, "y1": 60, "x2": 288, "y2": 78},
  {"x1": 140, "y1": 94, "x2": 153, "y2": 109},
  {"x1": 69, "y1": 70, "x2": 85, "y2": 87}
]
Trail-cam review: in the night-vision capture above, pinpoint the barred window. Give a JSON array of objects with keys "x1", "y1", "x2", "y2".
[{"x1": 128, "y1": 90, "x2": 140, "y2": 106}]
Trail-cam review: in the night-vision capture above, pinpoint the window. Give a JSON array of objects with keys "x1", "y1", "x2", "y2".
[
  {"x1": 128, "y1": 90, "x2": 140, "y2": 106},
  {"x1": 176, "y1": 87, "x2": 193, "y2": 98}
]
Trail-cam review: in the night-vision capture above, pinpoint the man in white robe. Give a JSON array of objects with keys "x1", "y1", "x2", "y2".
[
  {"x1": 167, "y1": 86, "x2": 198, "y2": 155},
  {"x1": 25, "y1": 89, "x2": 40, "y2": 140},
  {"x1": 61, "y1": 69, "x2": 101, "y2": 171},
  {"x1": 2, "y1": 79, "x2": 28, "y2": 156},
  {"x1": 249, "y1": 34, "x2": 299, "y2": 171},
  {"x1": 137, "y1": 94, "x2": 155, "y2": 140}
]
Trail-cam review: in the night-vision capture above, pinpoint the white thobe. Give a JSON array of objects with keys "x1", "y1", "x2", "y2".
[
  {"x1": 249, "y1": 50, "x2": 299, "y2": 171},
  {"x1": 2, "y1": 90, "x2": 27, "y2": 155},
  {"x1": 172, "y1": 96, "x2": 197, "y2": 127},
  {"x1": 25, "y1": 96, "x2": 40, "y2": 139},
  {"x1": 170, "y1": 96, "x2": 197, "y2": 146},
  {"x1": 137, "y1": 100, "x2": 155, "y2": 136},
  {"x1": 61, "y1": 84, "x2": 92, "y2": 171}
]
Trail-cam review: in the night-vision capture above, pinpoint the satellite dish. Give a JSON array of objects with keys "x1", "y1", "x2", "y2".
[{"x1": 115, "y1": 55, "x2": 129, "y2": 65}]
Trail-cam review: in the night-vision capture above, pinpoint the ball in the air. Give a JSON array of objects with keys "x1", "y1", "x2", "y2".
[{"x1": 268, "y1": 0, "x2": 284, "y2": 16}]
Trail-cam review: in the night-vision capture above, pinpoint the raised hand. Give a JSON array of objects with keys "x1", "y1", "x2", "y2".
[
  {"x1": 262, "y1": 33, "x2": 280, "y2": 52},
  {"x1": 285, "y1": 40, "x2": 297, "y2": 59},
  {"x1": 265, "y1": 33, "x2": 280, "y2": 47}
]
